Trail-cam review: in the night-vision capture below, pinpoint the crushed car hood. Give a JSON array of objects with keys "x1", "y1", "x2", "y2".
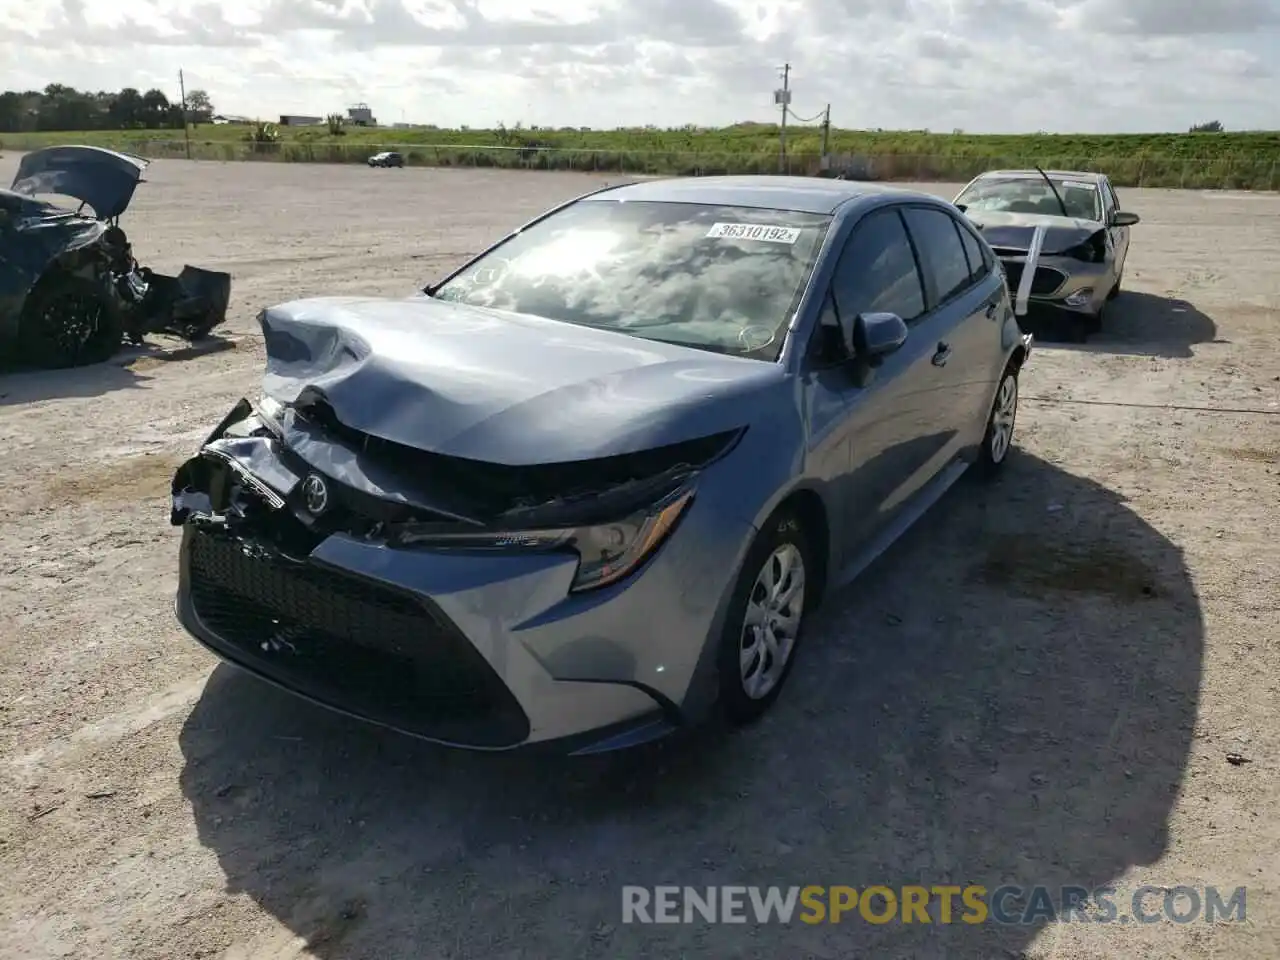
[
  {"x1": 10, "y1": 145, "x2": 149, "y2": 220},
  {"x1": 962, "y1": 209, "x2": 1102, "y2": 255},
  {"x1": 259, "y1": 295, "x2": 785, "y2": 465}
]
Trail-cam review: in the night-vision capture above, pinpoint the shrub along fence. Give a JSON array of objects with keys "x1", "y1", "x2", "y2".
[{"x1": 3, "y1": 137, "x2": 1277, "y2": 190}]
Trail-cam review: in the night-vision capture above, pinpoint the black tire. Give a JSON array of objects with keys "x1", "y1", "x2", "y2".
[
  {"x1": 17, "y1": 273, "x2": 122, "y2": 369},
  {"x1": 976, "y1": 361, "x2": 1020, "y2": 478},
  {"x1": 1084, "y1": 300, "x2": 1105, "y2": 335},
  {"x1": 716, "y1": 509, "x2": 815, "y2": 725}
]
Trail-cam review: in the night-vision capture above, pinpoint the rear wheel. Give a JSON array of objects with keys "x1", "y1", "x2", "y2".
[
  {"x1": 17, "y1": 273, "x2": 122, "y2": 369},
  {"x1": 717, "y1": 510, "x2": 814, "y2": 725}
]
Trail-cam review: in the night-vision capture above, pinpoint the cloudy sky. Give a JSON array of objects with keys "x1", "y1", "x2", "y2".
[{"x1": 1, "y1": 0, "x2": 1276, "y2": 132}]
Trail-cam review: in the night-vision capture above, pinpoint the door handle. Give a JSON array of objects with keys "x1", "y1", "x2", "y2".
[
  {"x1": 985, "y1": 302, "x2": 998, "y2": 319},
  {"x1": 932, "y1": 342, "x2": 952, "y2": 366}
]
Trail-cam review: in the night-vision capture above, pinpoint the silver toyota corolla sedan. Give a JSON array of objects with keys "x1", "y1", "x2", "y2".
[{"x1": 171, "y1": 176, "x2": 1033, "y2": 754}]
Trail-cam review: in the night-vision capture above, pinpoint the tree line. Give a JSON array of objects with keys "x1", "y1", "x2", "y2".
[{"x1": 0, "y1": 84, "x2": 216, "y2": 133}]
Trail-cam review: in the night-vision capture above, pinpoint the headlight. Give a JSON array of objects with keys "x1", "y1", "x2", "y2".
[{"x1": 396, "y1": 488, "x2": 694, "y2": 592}]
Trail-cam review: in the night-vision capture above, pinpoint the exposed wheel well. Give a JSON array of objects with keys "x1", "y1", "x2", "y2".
[{"x1": 772, "y1": 488, "x2": 829, "y2": 609}]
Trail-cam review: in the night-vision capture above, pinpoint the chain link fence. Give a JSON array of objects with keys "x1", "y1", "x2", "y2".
[{"x1": 4, "y1": 137, "x2": 1277, "y2": 190}]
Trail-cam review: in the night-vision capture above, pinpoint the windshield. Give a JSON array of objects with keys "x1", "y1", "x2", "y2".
[
  {"x1": 956, "y1": 176, "x2": 1101, "y2": 221},
  {"x1": 431, "y1": 199, "x2": 831, "y2": 360}
]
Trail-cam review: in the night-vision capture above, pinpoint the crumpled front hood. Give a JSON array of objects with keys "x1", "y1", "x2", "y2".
[
  {"x1": 10, "y1": 145, "x2": 149, "y2": 220},
  {"x1": 259, "y1": 295, "x2": 785, "y2": 465},
  {"x1": 963, "y1": 209, "x2": 1102, "y2": 254}
]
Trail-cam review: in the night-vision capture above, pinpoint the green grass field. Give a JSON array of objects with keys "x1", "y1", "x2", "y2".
[{"x1": 4, "y1": 124, "x2": 1278, "y2": 189}]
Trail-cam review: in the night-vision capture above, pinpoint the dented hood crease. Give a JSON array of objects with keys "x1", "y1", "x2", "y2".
[
  {"x1": 963, "y1": 209, "x2": 1102, "y2": 255},
  {"x1": 259, "y1": 295, "x2": 785, "y2": 466},
  {"x1": 10, "y1": 145, "x2": 149, "y2": 220}
]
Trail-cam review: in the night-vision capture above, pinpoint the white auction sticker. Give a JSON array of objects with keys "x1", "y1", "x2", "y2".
[{"x1": 705, "y1": 222, "x2": 801, "y2": 244}]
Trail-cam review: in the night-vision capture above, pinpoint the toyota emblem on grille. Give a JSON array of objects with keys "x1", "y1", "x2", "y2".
[{"x1": 301, "y1": 474, "x2": 329, "y2": 515}]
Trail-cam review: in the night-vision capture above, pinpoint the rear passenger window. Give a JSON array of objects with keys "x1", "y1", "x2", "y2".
[
  {"x1": 955, "y1": 220, "x2": 990, "y2": 282},
  {"x1": 901, "y1": 207, "x2": 974, "y2": 306},
  {"x1": 831, "y1": 208, "x2": 925, "y2": 323}
]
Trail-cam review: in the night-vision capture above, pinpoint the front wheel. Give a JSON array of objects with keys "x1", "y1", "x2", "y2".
[
  {"x1": 716, "y1": 510, "x2": 814, "y2": 725},
  {"x1": 976, "y1": 364, "x2": 1020, "y2": 477}
]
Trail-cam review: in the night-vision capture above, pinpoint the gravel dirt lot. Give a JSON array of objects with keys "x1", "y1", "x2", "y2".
[{"x1": 1, "y1": 158, "x2": 1277, "y2": 960}]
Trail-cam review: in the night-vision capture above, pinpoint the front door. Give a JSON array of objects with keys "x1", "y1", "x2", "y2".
[
  {"x1": 801, "y1": 205, "x2": 955, "y2": 569},
  {"x1": 1102, "y1": 179, "x2": 1130, "y2": 279}
]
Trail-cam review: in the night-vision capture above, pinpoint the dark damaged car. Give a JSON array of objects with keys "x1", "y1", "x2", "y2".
[
  {"x1": 1, "y1": 145, "x2": 231, "y2": 369},
  {"x1": 171, "y1": 176, "x2": 1032, "y2": 754},
  {"x1": 953, "y1": 169, "x2": 1139, "y2": 339}
]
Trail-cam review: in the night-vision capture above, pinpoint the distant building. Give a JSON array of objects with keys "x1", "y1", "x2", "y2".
[
  {"x1": 279, "y1": 114, "x2": 325, "y2": 126},
  {"x1": 347, "y1": 103, "x2": 377, "y2": 126},
  {"x1": 210, "y1": 114, "x2": 253, "y2": 125}
]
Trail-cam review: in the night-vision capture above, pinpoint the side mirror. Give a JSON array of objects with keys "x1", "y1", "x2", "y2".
[
  {"x1": 839, "y1": 310, "x2": 908, "y2": 365},
  {"x1": 1111, "y1": 210, "x2": 1140, "y2": 226}
]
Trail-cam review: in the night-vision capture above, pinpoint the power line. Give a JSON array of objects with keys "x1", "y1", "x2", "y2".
[
  {"x1": 771, "y1": 66, "x2": 833, "y2": 173},
  {"x1": 785, "y1": 106, "x2": 827, "y2": 123}
]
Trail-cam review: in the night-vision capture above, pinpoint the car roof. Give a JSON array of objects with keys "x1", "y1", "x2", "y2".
[
  {"x1": 594, "y1": 175, "x2": 945, "y2": 215},
  {"x1": 973, "y1": 169, "x2": 1105, "y2": 184}
]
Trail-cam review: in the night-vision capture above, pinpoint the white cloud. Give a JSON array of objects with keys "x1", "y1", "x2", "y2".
[{"x1": 0, "y1": 0, "x2": 1275, "y2": 131}]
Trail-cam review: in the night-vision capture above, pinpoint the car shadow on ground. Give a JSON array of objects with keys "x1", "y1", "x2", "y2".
[
  {"x1": 0, "y1": 335, "x2": 235, "y2": 405},
  {"x1": 178, "y1": 451, "x2": 1203, "y2": 959},
  {"x1": 1019, "y1": 291, "x2": 1219, "y2": 359},
  {"x1": 0, "y1": 358, "x2": 148, "y2": 405}
]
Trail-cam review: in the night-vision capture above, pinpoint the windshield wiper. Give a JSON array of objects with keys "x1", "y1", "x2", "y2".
[{"x1": 1035, "y1": 165, "x2": 1070, "y2": 218}]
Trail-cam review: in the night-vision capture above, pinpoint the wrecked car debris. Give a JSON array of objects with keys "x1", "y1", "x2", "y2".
[
  {"x1": 1, "y1": 145, "x2": 231, "y2": 369},
  {"x1": 171, "y1": 386, "x2": 742, "y2": 549}
]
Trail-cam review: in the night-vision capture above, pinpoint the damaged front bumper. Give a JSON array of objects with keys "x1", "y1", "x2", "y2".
[
  {"x1": 1001, "y1": 225, "x2": 1111, "y2": 319},
  {"x1": 170, "y1": 399, "x2": 753, "y2": 753}
]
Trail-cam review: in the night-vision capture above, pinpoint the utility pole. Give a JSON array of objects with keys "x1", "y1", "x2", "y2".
[
  {"x1": 178, "y1": 69, "x2": 192, "y2": 160},
  {"x1": 820, "y1": 104, "x2": 831, "y2": 170},
  {"x1": 775, "y1": 63, "x2": 791, "y2": 174}
]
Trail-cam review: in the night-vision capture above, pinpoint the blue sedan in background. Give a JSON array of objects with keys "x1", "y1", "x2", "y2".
[{"x1": 171, "y1": 175, "x2": 1032, "y2": 754}]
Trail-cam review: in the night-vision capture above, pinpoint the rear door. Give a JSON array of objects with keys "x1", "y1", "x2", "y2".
[
  {"x1": 803, "y1": 205, "x2": 955, "y2": 564},
  {"x1": 885, "y1": 205, "x2": 993, "y2": 505},
  {"x1": 953, "y1": 213, "x2": 1011, "y2": 434}
]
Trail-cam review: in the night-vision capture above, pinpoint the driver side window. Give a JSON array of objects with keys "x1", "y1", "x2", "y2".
[
  {"x1": 806, "y1": 207, "x2": 926, "y2": 367},
  {"x1": 830, "y1": 208, "x2": 926, "y2": 324},
  {"x1": 1102, "y1": 181, "x2": 1118, "y2": 221}
]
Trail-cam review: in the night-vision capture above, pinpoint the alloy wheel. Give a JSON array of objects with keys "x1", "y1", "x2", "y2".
[
  {"x1": 989, "y1": 373, "x2": 1018, "y2": 464},
  {"x1": 739, "y1": 542, "x2": 806, "y2": 700}
]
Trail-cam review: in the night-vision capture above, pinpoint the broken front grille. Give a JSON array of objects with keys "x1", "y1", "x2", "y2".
[
  {"x1": 185, "y1": 527, "x2": 530, "y2": 746},
  {"x1": 1001, "y1": 261, "x2": 1067, "y2": 297}
]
